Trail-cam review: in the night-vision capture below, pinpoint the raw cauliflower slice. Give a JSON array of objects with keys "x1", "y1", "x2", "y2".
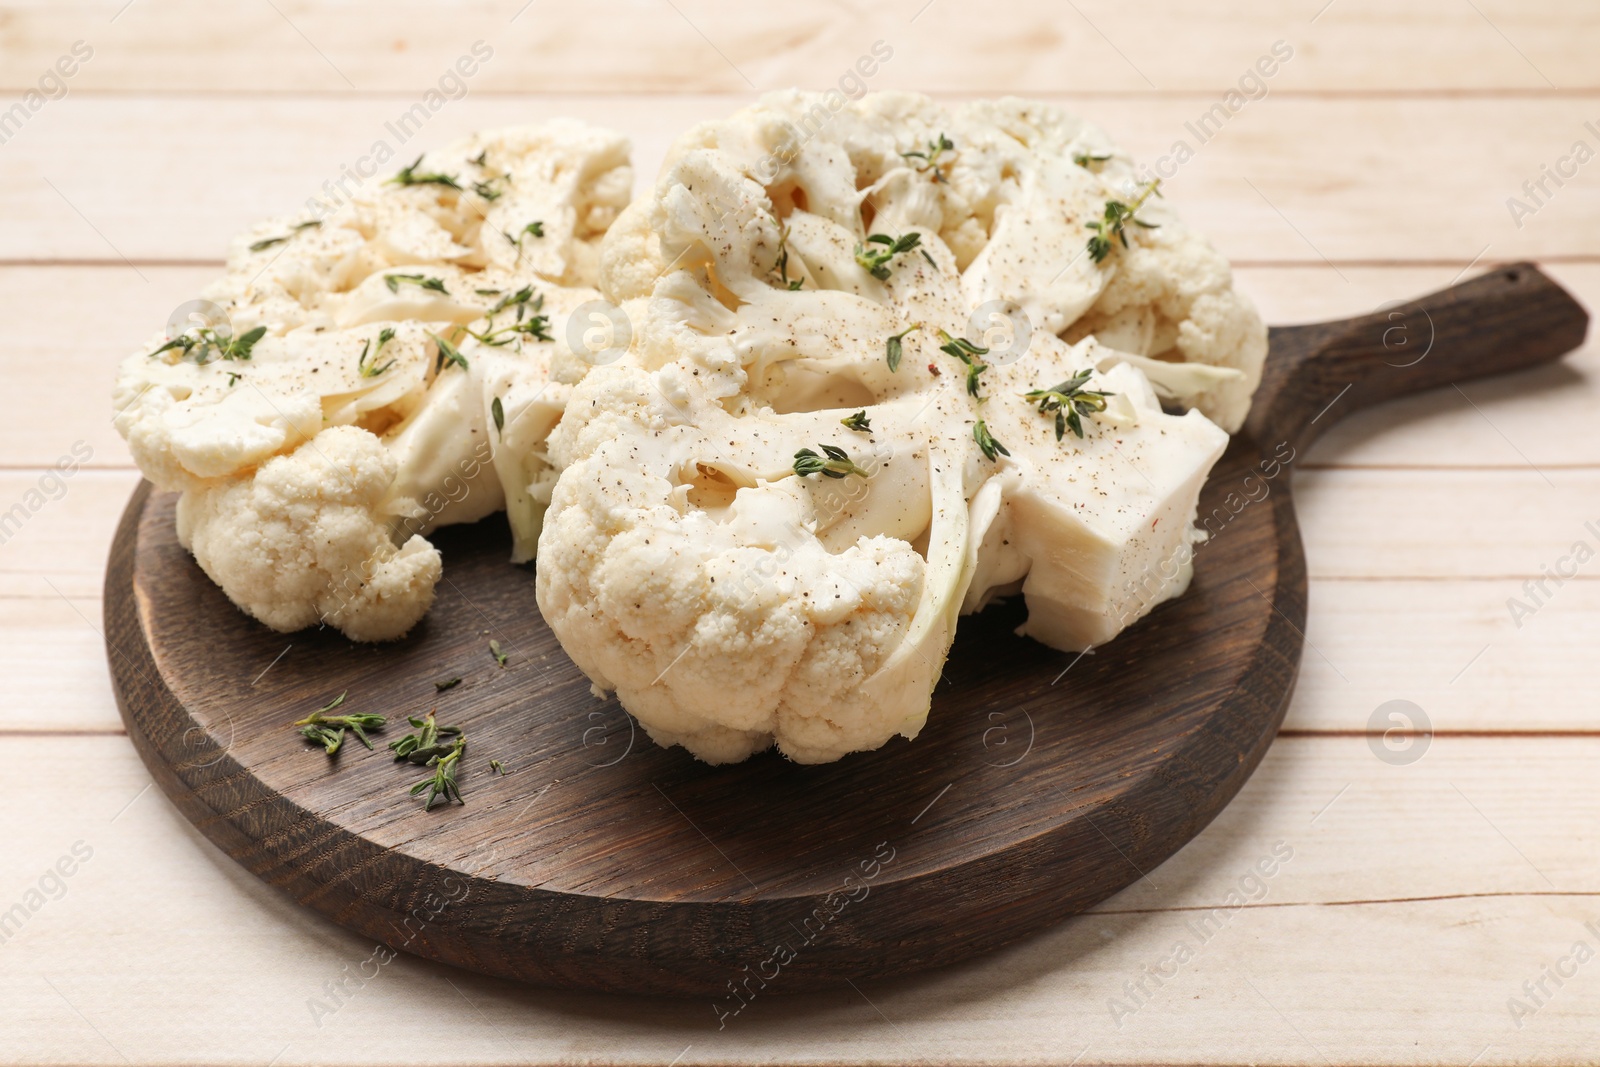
[
  {"x1": 113, "y1": 121, "x2": 632, "y2": 640},
  {"x1": 546, "y1": 90, "x2": 1249, "y2": 762}
]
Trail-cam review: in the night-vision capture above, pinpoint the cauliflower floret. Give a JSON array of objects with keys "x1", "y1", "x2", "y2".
[
  {"x1": 544, "y1": 89, "x2": 1245, "y2": 763},
  {"x1": 113, "y1": 121, "x2": 632, "y2": 639},
  {"x1": 177, "y1": 427, "x2": 442, "y2": 641}
]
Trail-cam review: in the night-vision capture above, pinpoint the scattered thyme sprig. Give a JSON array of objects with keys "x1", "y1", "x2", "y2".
[
  {"x1": 507, "y1": 220, "x2": 544, "y2": 259},
  {"x1": 249, "y1": 219, "x2": 321, "y2": 253},
  {"x1": 467, "y1": 286, "x2": 552, "y2": 346},
  {"x1": 386, "y1": 273, "x2": 449, "y2": 296},
  {"x1": 294, "y1": 692, "x2": 387, "y2": 755},
  {"x1": 492, "y1": 395, "x2": 505, "y2": 437},
  {"x1": 974, "y1": 419, "x2": 1010, "y2": 462},
  {"x1": 429, "y1": 331, "x2": 469, "y2": 373},
  {"x1": 490, "y1": 639, "x2": 509, "y2": 668},
  {"x1": 434, "y1": 677, "x2": 462, "y2": 692},
  {"x1": 1086, "y1": 178, "x2": 1162, "y2": 264},
  {"x1": 793, "y1": 444, "x2": 870, "y2": 480},
  {"x1": 885, "y1": 323, "x2": 920, "y2": 372},
  {"x1": 1025, "y1": 370, "x2": 1116, "y2": 440},
  {"x1": 146, "y1": 325, "x2": 267, "y2": 365},
  {"x1": 841, "y1": 410, "x2": 872, "y2": 432},
  {"x1": 937, "y1": 329, "x2": 991, "y2": 399},
  {"x1": 389, "y1": 711, "x2": 463, "y2": 764},
  {"x1": 409, "y1": 733, "x2": 467, "y2": 810},
  {"x1": 901, "y1": 132, "x2": 955, "y2": 181},
  {"x1": 1072, "y1": 150, "x2": 1113, "y2": 170},
  {"x1": 769, "y1": 216, "x2": 803, "y2": 290},
  {"x1": 388, "y1": 155, "x2": 462, "y2": 191},
  {"x1": 854, "y1": 232, "x2": 931, "y2": 280},
  {"x1": 357, "y1": 327, "x2": 396, "y2": 378}
]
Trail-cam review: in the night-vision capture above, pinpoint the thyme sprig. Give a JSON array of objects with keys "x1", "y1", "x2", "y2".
[
  {"x1": 885, "y1": 323, "x2": 920, "y2": 372},
  {"x1": 936, "y1": 329, "x2": 991, "y2": 399},
  {"x1": 1086, "y1": 178, "x2": 1162, "y2": 264},
  {"x1": 386, "y1": 273, "x2": 449, "y2": 296},
  {"x1": 854, "y1": 232, "x2": 930, "y2": 280},
  {"x1": 429, "y1": 331, "x2": 469, "y2": 373},
  {"x1": 490, "y1": 639, "x2": 509, "y2": 668},
  {"x1": 1072, "y1": 150, "x2": 1113, "y2": 170},
  {"x1": 388, "y1": 156, "x2": 462, "y2": 191},
  {"x1": 794, "y1": 444, "x2": 870, "y2": 479},
  {"x1": 467, "y1": 286, "x2": 552, "y2": 345},
  {"x1": 357, "y1": 327, "x2": 396, "y2": 378},
  {"x1": 389, "y1": 711, "x2": 463, "y2": 764},
  {"x1": 249, "y1": 219, "x2": 321, "y2": 253},
  {"x1": 1025, "y1": 370, "x2": 1116, "y2": 440},
  {"x1": 507, "y1": 220, "x2": 545, "y2": 259},
  {"x1": 974, "y1": 419, "x2": 1010, "y2": 462},
  {"x1": 146, "y1": 325, "x2": 267, "y2": 365},
  {"x1": 841, "y1": 410, "x2": 872, "y2": 432},
  {"x1": 901, "y1": 132, "x2": 955, "y2": 181},
  {"x1": 409, "y1": 733, "x2": 467, "y2": 810},
  {"x1": 294, "y1": 692, "x2": 387, "y2": 755}
]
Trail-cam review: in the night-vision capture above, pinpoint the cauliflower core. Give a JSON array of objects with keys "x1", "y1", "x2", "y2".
[
  {"x1": 113, "y1": 121, "x2": 632, "y2": 639},
  {"x1": 537, "y1": 91, "x2": 1252, "y2": 763}
]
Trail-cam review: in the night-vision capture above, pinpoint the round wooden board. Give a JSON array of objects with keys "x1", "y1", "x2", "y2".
[
  {"x1": 104, "y1": 264, "x2": 1584, "y2": 997},
  {"x1": 105, "y1": 438, "x2": 1300, "y2": 997}
]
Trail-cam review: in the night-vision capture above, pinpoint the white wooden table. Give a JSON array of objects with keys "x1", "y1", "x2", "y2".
[{"x1": 3, "y1": 1, "x2": 1598, "y2": 1063}]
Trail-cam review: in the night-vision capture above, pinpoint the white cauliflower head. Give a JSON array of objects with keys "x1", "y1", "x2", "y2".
[
  {"x1": 112, "y1": 121, "x2": 632, "y2": 640},
  {"x1": 538, "y1": 90, "x2": 1242, "y2": 763}
]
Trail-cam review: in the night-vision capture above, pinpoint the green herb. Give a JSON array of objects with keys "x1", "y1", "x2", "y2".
[
  {"x1": 974, "y1": 419, "x2": 1010, "y2": 462},
  {"x1": 770, "y1": 215, "x2": 801, "y2": 289},
  {"x1": 1086, "y1": 178, "x2": 1162, "y2": 264},
  {"x1": 293, "y1": 692, "x2": 387, "y2": 754},
  {"x1": 385, "y1": 273, "x2": 449, "y2": 295},
  {"x1": 389, "y1": 711, "x2": 463, "y2": 764},
  {"x1": 886, "y1": 323, "x2": 920, "y2": 372},
  {"x1": 357, "y1": 330, "x2": 396, "y2": 378},
  {"x1": 388, "y1": 155, "x2": 462, "y2": 191},
  {"x1": 855, "y1": 232, "x2": 925, "y2": 281},
  {"x1": 409, "y1": 733, "x2": 466, "y2": 810},
  {"x1": 490, "y1": 759, "x2": 508, "y2": 776},
  {"x1": 1072, "y1": 151, "x2": 1113, "y2": 169},
  {"x1": 1025, "y1": 370, "x2": 1116, "y2": 440},
  {"x1": 145, "y1": 324, "x2": 267, "y2": 365},
  {"x1": 226, "y1": 372, "x2": 241, "y2": 387},
  {"x1": 841, "y1": 410, "x2": 872, "y2": 432},
  {"x1": 469, "y1": 149, "x2": 488, "y2": 167},
  {"x1": 490, "y1": 639, "x2": 509, "y2": 668},
  {"x1": 469, "y1": 287, "x2": 552, "y2": 346},
  {"x1": 474, "y1": 288, "x2": 503, "y2": 297},
  {"x1": 434, "y1": 677, "x2": 462, "y2": 692},
  {"x1": 793, "y1": 444, "x2": 870, "y2": 480},
  {"x1": 248, "y1": 220, "x2": 321, "y2": 253},
  {"x1": 937, "y1": 329, "x2": 991, "y2": 399},
  {"x1": 472, "y1": 180, "x2": 502, "y2": 201},
  {"x1": 507, "y1": 220, "x2": 544, "y2": 257},
  {"x1": 429, "y1": 331, "x2": 469, "y2": 373},
  {"x1": 492, "y1": 395, "x2": 505, "y2": 436},
  {"x1": 901, "y1": 132, "x2": 955, "y2": 181},
  {"x1": 788, "y1": 279, "x2": 804, "y2": 290}
]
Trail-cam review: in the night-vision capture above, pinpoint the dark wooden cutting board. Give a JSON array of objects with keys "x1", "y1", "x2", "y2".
[{"x1": 104, "y1": 263, "x2": 1585, "y2": 998}]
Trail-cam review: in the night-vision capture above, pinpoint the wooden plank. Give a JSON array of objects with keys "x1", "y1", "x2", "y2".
[
  {"x1": 2, "y1": 733, "x2": 1595, "y2": 1064},
  {"x1": 6, "y1": 94, "x2": 1600, "y2": 262},
  {"x1": 0, "y1": 0, "x2": 1592, "y2": 94}
]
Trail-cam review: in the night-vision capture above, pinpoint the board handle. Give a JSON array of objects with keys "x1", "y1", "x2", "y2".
[{"x1": 1244, "y1": 262, "x2": 1588, "y2": 454}]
